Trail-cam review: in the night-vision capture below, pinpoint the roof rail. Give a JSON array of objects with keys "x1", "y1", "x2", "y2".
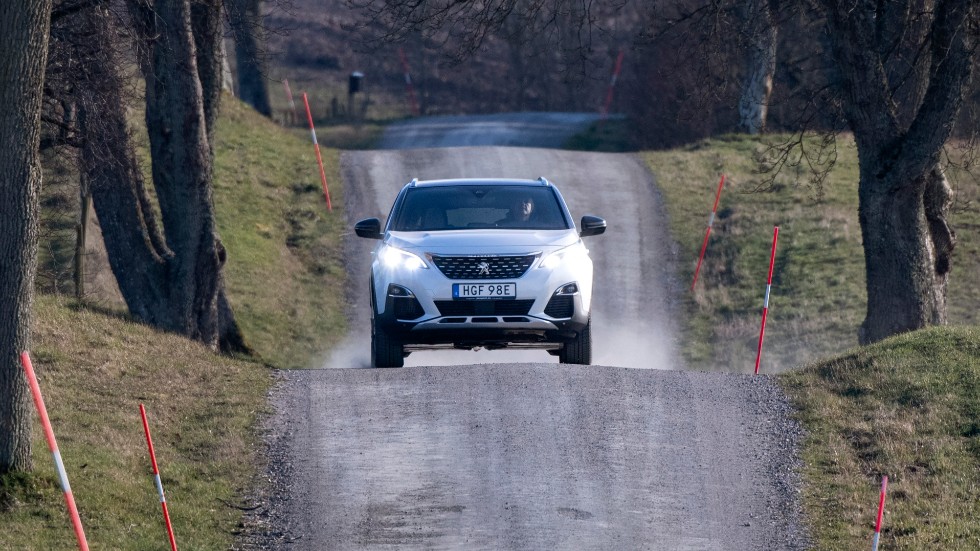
[
  {"x1": 537, "y1": 177, "x2": 550, "y2": 186},
  {"x1": 409, "y1": 178, "x2": 419, "y2": 187}
]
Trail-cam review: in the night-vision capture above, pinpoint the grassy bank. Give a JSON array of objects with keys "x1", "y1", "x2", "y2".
[
  {"x1": 0, "y1": 97, "x2": 346, "y2": 549},
  {"x1": 645, "y1": 134, "x2": 980, "y2": 373},
  {"x1": 214, "y1": 98, "x2": 348, "y2": 369},
  {"x1": 647, "y1": 134, "x2": 980, "y2": 548},
  {"x1": 784, "y1": 327, "x2": 980, "y2": 549},
  {"x1": 1, "y1": 296, "x2": 269, "y2": 549}
]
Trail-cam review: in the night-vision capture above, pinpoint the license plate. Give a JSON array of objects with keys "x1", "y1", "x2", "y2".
[{"x1": 453, "y1": 283, "x2": 516, "y2": 299}]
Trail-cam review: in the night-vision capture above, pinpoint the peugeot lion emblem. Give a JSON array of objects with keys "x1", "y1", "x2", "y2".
[{"x1": 477, "y1": 261, "x2": 491, "y2": 276}]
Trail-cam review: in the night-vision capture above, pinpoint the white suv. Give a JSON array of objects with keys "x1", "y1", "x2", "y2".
[{"x1": 355, "y1": 178, "x2": 606, "y2": 367}]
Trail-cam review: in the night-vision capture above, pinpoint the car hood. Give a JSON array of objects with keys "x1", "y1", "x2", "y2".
[{"x1": 386, "y1": 229, "x2": 580, "y2": 255}]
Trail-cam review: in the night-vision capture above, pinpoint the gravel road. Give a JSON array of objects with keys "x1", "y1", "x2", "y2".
[
  {"x1": 379, "y1": 113, "x2": 604, "y2": 150},
  {"x1": 243, "y1": 115, "x2": 808, "y2": 549}
]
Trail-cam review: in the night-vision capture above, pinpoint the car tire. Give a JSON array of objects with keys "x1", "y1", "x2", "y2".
[
  {"x1": 371, "y1": 316, "x2": 404, "y2": 368},
  {"x1": 559, "y1": 318, "x2": 592, "y2": 365}
]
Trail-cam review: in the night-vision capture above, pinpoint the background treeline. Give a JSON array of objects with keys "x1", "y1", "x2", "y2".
[{"x1": 270, "y1": 0, "x2": 980, "y2": 149}]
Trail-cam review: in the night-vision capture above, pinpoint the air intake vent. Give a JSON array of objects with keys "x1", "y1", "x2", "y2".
[
  {"x1": 393, "y1": 296, "x2": 425, "y2": 320},
  {"x1": 435, "y1": 299, "x2": 534, "y2": 316},
  {"x1": 544, "y1": 295, "x2": 574, "y2": 318},
  {"x1": 431, "y1": 255, "x2": 536, "y2": 280}
]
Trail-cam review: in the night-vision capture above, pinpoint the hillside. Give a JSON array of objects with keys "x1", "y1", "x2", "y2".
[
  {"x1": 0, "y1": 97, "x2": 346, "y2": 549},
  {"x1": 646, "y1": 134, "x2": 980, "y2": 373},
  {"x1": 783, "y1": 326, "x2": 980, "y2": 549}
]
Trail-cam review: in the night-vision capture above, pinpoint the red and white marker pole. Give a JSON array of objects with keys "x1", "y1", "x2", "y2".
[
  {"x1": 691, "y1": 174, "x2": 727, "y2": 291},
  {"x1": 397, "y1": 48, "x2": 420, "y2": 117},
  {"x1": 301, "y1": 92, "x2": 333, "y2": 212},
  {"x1": 754, "y1": 226, "x2": 779, "y2": 375},
  {"x1": 599, "y1": 49, "x2": 625, "y2": 121},
  {"x1": 140, "y1": 404, "x2": 178, "y2": 551},
  {"x1": 872, "y1": 476, "x2": 889, "y2": 551},
  {"x1": 19, "y1": 351, "x2": 89, "y2": 551},
  {"x1": 282, "y1": 78, "x2": 298, "y2": 122}
]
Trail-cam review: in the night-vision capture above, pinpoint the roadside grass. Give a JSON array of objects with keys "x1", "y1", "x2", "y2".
[
  {"x1": 213, "y1": 97, "x2": 348, "y2": 369},
  {"x1": 0, "y1": 96, "x2": 346, "y2": 548},
  {"x1": 0, "y1": 295, "x2": 269, "y2": 550},
  {"x1": 644, "y1": 134, "x2": 866, "y2": 373},
  {"x1": 782, "y1": 326, "x2": 980, "y2": 550},
  {"x1": 648, "y1": 134, "x2": 980, "y2": 548},
  {"x1": 644, "y1": 133, "x2": 980, "y2": 373},
  {"x1": 284, "y1": 122, "x2": 387, "y2": 151},
  {"x1": 946, "y1": 150, "x2": 980, "y2": 326}
]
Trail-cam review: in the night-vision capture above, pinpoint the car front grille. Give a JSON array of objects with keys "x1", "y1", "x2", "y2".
[
  {"x1": 431, "y1": 254, "x2": 536, "y2": 280},
  {"x1": 435, "y1": 299, "x2": 535, "y2": 316}
]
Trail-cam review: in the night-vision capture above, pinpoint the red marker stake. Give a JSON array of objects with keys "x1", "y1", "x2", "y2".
[
  {"x1": 20, "y1": 351, "x2": 89, "y2": 551},
  {"x1": 872, "y1": 476, "x2": 889, "y2": 551},
  {"x1": 302, "y1": 92, "x2": 333, "y2": 212},
  {"x1": 600, "y1": 49, "x2": 625, "y2": 121},
  {"x1": 754, "y1": 226, "x2": 779, "y2": 374},
  {"x1": 282, "y1": 78, "x2": 298, "y2": 122},
  {"x1": 140, "y1": 404, "x2": 178, "y2": 551},
  {"x1": 397, "y1": 48, "x2": 420, "y2": 117},
  {"x1": 691, "y1": 174, "x2": 727, "y2": 291}
]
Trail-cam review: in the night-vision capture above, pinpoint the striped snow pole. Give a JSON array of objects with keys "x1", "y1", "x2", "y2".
[
  {"x1": 301, "y1": 92, "x2": 333, "y2": 212},
  {"x1": 872, "y1": 476, "x2": 889, "y2": 551},
  {"x1": 691, "y1": 174, "x2": 727, "y2": 291},
  {"x1": 754, "y1": 226, "x2": 779, "y2": 375},
  {"x1": 283, "y1": 78, "x2": 298, "y2": 121},
  {"x1": 19, "y1": 351, "x2": 90, "y2": 551},
  {"x1": 599, "y1": 49, "x2": 625, "y2": 121},
  {"x1": 140, "y1": 404, "x2": 178, "y2": 551},
  {"x1": 397, "y1": 48, "x2": 420, "y2": 117}
]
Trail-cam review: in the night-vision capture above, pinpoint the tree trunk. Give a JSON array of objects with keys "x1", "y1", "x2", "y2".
[
  {"x1": 190, "y1": 0, "x2": 249, "y2": 352},
  {"x1": 191, "y1": 0, "x2": 224, "y2": 150},
  {"x1": 737, "y1": 0, "x2": 777, "y2": 134},
  {"x1": 229, "y1": 0, "x2": 271, "y2": 116},
  {"x1": 79, "y1": 72, "x2": 173, "y2": 329},
  {"x1": 858, "y1": 169, "x2": 944, "y2": 344},
  {"x1": 140, "y1": 0, "x2": 225, "y2": 348},
  {"x1": 923, "y1": 167, "x2": 955, "y2": 325},
  {"x1": 822, "y1": 0, "x2": 974, "y2": 344},
  {"x1": 0, "y1": 0, "x2": 53, "y2": 474},
  {"x1": 71, "y1": 2, "x2": 245, "y2": 352}
]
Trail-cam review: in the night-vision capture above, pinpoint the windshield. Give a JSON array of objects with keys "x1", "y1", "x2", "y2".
[{"x1": 390, "y1": 185, "x2": 571, "y2": 231}]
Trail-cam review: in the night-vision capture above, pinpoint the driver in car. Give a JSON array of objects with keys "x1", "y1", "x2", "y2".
[{"x1": 499, "y1": 196, "x2": 534, "y2": 227}]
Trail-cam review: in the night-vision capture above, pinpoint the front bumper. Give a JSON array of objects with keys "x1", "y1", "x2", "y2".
[{"x1": 375, "y1": 285, "x2": 590, "y2": 347}]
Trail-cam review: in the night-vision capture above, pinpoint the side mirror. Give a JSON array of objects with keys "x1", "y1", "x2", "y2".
[
  {"x1": 579, "y1": 215, "x2": 606, "y2": 237},
  {"x1": 354, "y1": 218, "x2": 383, "y2": 239}
]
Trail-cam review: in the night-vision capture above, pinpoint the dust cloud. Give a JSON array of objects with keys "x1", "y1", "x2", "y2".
[
  {"x1": 592, "y1": 321, "x2": 677, "y2": 369},
  {"x1": 320, "y1": 319, "x2": 675, "y2": 369}
]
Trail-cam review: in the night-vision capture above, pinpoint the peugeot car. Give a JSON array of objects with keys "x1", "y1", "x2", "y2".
[{"x1": 355, "y1": 178, "x2": 606, "y2": 367}]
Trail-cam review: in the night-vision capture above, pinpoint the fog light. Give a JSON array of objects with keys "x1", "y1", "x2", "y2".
[
  {"x1": 555, "y1": 283, "x2": 579, "y2": 295},
  {"x1": 387, "y1": 284, "x2": 415, "y2": 297}
]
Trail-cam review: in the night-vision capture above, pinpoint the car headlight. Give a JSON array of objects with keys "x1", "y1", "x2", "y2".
[
  {"x1": 538, "y1": 241, "x2": 590, "y2": 271},
  {"x1": 379, "y1": 244, "x2": 429, "y2": 270}
]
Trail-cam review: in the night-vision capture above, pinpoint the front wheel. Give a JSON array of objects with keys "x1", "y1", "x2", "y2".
[
  {"x1": 559, "y1": 318, "x2": 592, "y2": 365},
  {"x1": 372, "y1": 317, "x2": 404, "y2": 368}
]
